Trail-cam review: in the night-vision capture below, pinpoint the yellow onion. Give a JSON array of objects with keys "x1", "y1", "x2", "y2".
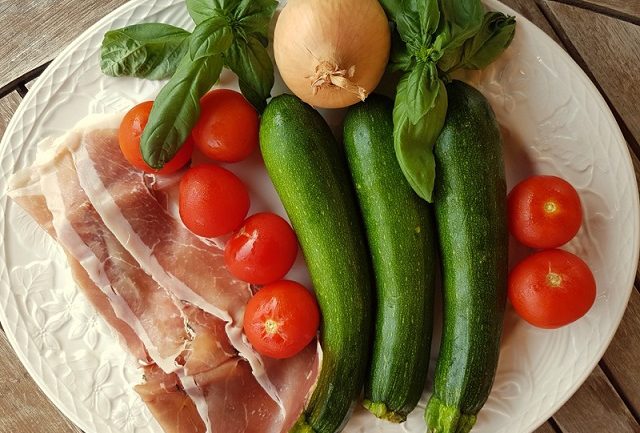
[{"x1": 274, "y1": 0, "x2": 391, "y2": 109}]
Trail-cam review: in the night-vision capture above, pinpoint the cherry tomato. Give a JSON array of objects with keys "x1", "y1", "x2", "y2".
[
  {"x1": 224, "y1": 213, "x2": 298, "y2": 285},
  {"x1": 243, "y1": 280, "x2": 320, "y2": 359},
  {"x1": 508, "y1": 175, "x2": 583, "y2": 249},
  {"x1": 191, "y1": 89, "x2": 259, "y2": 163},
  {"x1": 119, "y1": 101, "x2": 194, "y2": 174},
  {"x1": 508, "y1": 249, "x2": 596, "y2": 329},
  {"x1": 179, "y1": 164, "x2": 250, "y2": 237}
]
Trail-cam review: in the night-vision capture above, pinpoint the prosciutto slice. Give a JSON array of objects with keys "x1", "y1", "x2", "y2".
[
  {"x1": 38, "y1": 139, "x2": 190, "y2": 372},
  {"x1": 8, "y1": 114, "x2": 321, "y2": 433},
  {"x1": 70, "y1": 121, "x2": 278, "y2": 404},
  {"x1": 7, "y1": 147, "x2": 206, "y2": 433}
]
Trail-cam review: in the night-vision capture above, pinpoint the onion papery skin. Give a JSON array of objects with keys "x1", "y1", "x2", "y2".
[{"x1": 274, "y1": 0, "x2": 391, "y2": 109}]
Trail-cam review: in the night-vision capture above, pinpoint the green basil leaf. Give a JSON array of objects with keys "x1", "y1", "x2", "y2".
[
  {"x1": 394, "y1": 72, "x2": 448, "y2": 202},
  {"x1": 100, "y1": 23, "x2": 190, "y2": 80},
  {"x1": 437, "y1": 46, "x2": 464, "y2": 72},
  {"x1": 390, "y1": 43, "x2": 415, "y2": 73},
  {"x1": 233, "y1": 0, "x2": 278, "y2": 37},
  {"x1": 379, "y1": 0, "x2": 402, "y2": 22},
  {"x1": 189, "y1": 16, "x2": 233, "y2": 60},
  {"x1": 224, "y1": 35, "x2": 273, "y2": 112},
  {"x1": 405, "y1": 61, "x2": 440, "y2": 124},
  {"x1": 460, "y1": 12, "x2": 516, "y2": 69},
  {"x1": 140, "y1": 54, "x2": 224, "y2": 168},
  {"x1": 395, "y1": 6, "x2": 422, "y2": 50},
  {"x1": 419, "y1": 0, "x2": 441, "y2": 40},
  {"x1": 438, "y1": 0, "x2": 484, "y2": 50},
  {"x1": 186, "y1": 0, "x2": 240, "y2": 24},
  {"x1": 395, "y1": 0, "x2": 440, "y2": 50}
]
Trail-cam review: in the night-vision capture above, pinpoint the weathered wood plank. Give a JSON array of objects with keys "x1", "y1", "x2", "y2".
[
  {"x1": 499, "y1": 0, "x2": 561, "y2": 43},
  {"x1": 544, "y1": 1, "x2": 640, "y2": 151},
  {"x1": 602, "y1": 289, "x2": 640, "y2": 419},
  {"x1": 569, "y1": 0, "x2": 640, "y2": 22},
  {"x1": 553, "y1": 366, "x2": 640, "y2": 433},
  {"x1": 0, "y1": 328, "x2": 81, "y2": 433},
  {"x1": 0, "y1": 0, "x2": 128, "y2": 93},
  {"x1": 0, "y1": 93, "x2": 80, "y2": 433},
  {"x1": 0, "y1": 92, "x2": 22, "y2": 137}
]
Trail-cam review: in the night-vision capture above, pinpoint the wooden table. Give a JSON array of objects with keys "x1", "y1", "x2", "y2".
[{"x1": 0, "y1": 1, "x2": 639, "y2": 432}]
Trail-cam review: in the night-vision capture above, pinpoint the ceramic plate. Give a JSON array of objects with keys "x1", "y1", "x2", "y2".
[{"x1": 0, "y1": 1, "x2": 638, "y2": 432}]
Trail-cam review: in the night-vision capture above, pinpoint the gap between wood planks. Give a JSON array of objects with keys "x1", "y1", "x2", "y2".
[
  {"x1": 547, "y1": 0, "x2": 640, "y2": 26},
  {"x1": 600, "y1": 360, "x2": 640, "y2": 424},
  {"x1": 0, "y1": 61, "x2": 50, "y2": 99},
  {"x1": 548, "y1": 418, "x2": 564, "y2": 433}
]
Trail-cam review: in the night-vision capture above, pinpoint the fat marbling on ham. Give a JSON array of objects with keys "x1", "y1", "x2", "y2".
[{"x1": 7, "y1": 114, "x2": 321, "y2": 433}]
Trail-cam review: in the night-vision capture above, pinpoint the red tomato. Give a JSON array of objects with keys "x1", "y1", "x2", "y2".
[
  {"x1": 224, "y1": 213, "x2": 298, "y2": 285},
  {"x1": 243, "y1": 280, "x2": 320, "y2": 359},
  {"x1": 508, "y1": 175, "x2": 583, "y2": 249},
  {"x1": 508, "y1": 249, "x2": 596, "y2": 329},
  {"x1": 191, "y1": 89, "x2": 259, "y2": 163},
  {"x1": 179, "y1": 164, "x2": 250, "y2": 237},
  {"x1": 119, "y1": 101, "x2": 194, "y2": 174}
]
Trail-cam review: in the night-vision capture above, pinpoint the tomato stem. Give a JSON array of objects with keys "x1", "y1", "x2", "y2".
[
  {"x1": 546, "y1": 272, "x2": 562, "y2": 287},
  {"x1": 544, "y1": 201, "x2": 557, "y2": 213},
  {"x1": 264, "y1": 318, "x2": 280, "y2": 335}
]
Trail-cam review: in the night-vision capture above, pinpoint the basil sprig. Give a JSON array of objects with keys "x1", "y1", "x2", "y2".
[
  {"x1": 100, "y1": 0, "x2": 277, "y2": 169},
  {"x1": 384, "y1": 0, "x2": 516, "y2": 202}
]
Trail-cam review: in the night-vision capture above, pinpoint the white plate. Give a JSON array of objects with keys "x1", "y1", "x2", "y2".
[{"x1": 0, "y1": 1, "x2": 638, "y2": 432}]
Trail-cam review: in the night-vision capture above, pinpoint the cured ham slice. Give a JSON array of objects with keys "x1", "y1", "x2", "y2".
[
  {"x1": 135, "y1": 365, "x2": 207, "y2": 433},
  {"x1": 7, "y1": 149, "x2": 205, "y2": 432},
  {"x1": 8, "y1": 114, "x2": 322, "y2": 433},
  {"x1": 70, "y1": 122, "x2": 280, "y2": 403},
  {"x1": 38, "y1": 140, "x2": 190, "y2": 372}
]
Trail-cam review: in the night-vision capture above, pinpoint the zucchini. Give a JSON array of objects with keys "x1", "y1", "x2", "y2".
[
  {"x1": 425, "y1": 80, "x2": 508, "y2": 433},
  {"x1": 259, "y1": 94, "x2": 373, "y2": 433},
  {"x1": 343, "y1": 95, "x2": 436, "y2": 422}
]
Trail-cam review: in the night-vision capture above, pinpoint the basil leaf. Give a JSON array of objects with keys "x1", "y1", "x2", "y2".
[
  {"x1": 419, "y1": 0, "x2": 441, "y2": 41},
  {"x1": 437, "y1": 46, "x2": 464, "y2": 72},
  {"x1": 100, "y1": 23, "x2": 190, "y2": 80},
  {"x1": 378, "y1": 0, "x2": 402, "y2": 21},
  {"x1": 233, "y1": 0, "x2": 278, "y2": 37},
  {"x1": 390, "y1": 43, "x2": 415, "y2": 73},
  {"x1": 438, "y1": 0, "x2": 484, "y2": 50},
  {"x1": 460, "y1": 12, "x2": 516, "y2": 70},
  {"x1": 395, "y1": 0, "x2": 440, "y2": 50},
  {"x1": 405, "y1": 62, "x2": 440, "y2": 124},
  {"x1": 140, "y1": 54, "x2": 224, "y2": 168},
  {"x1": 189, "y1": 16, "x2": 233, "y2": 60},
  {"x1": 395, "y1": 11, "x2": 422, "y2": 52},
  {"x1": 393, "y1": 72, "x2": 448, "y2": 202},
  {"x1": 224, "y1": 36, "x2": 273, "y2": 112},
  {"x1": 186, "y1": 0, "x2": 240, "y2": 24}
]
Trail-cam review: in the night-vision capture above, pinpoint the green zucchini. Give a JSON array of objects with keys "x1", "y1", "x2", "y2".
[
  {"x1": 426, "y1": 80, "x2": 508, "y2": 433},
  {"x1": 259, "y1": 94, "x2": 373, "y2": 433},
  {"x1": 343, "y1": 95, "x2": 436, "y2": 422}
]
